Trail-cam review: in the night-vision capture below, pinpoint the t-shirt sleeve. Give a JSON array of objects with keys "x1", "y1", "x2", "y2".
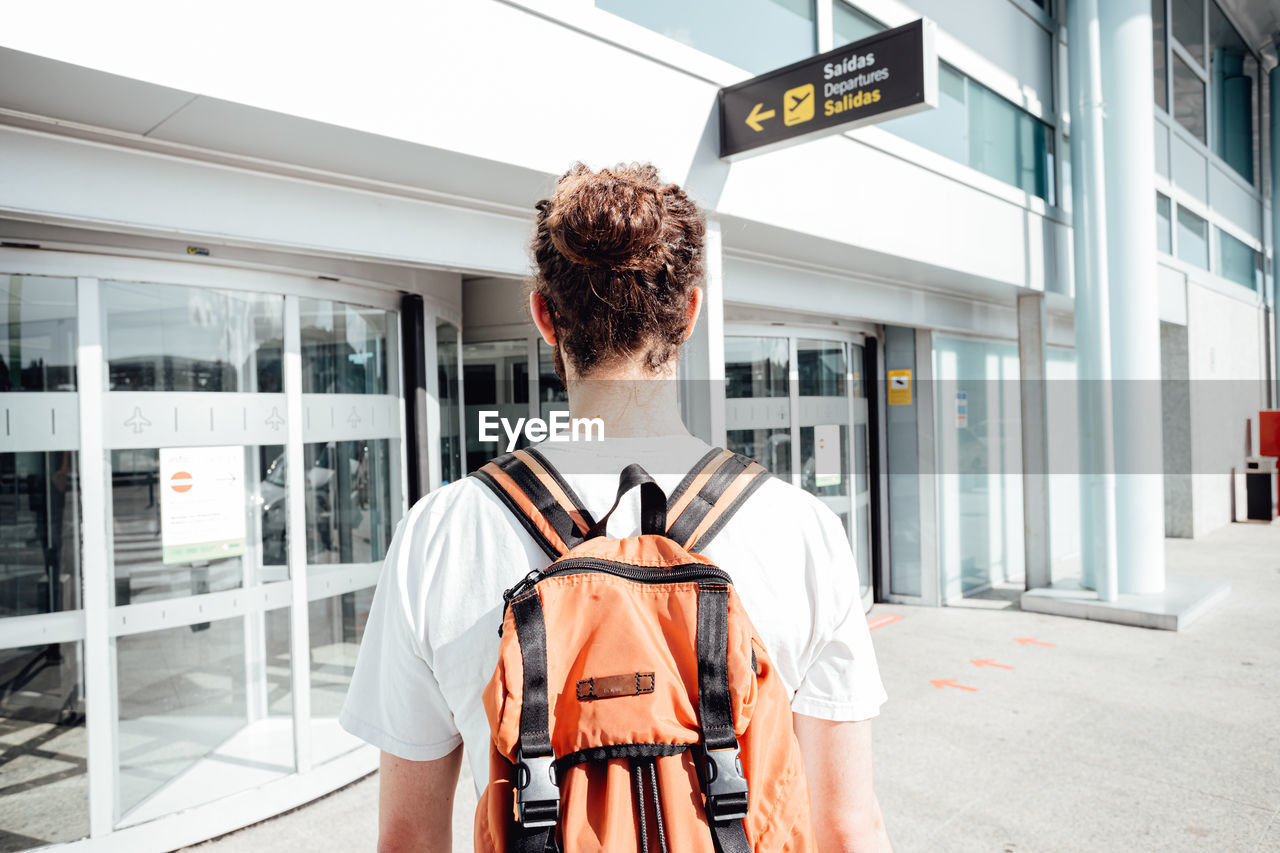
[
  {"x1": 788, "y1": 500, "x2": 888, "y2": 722},
  {"x1": 338, "y1": 513, "x2": 463, "y2": 761}
]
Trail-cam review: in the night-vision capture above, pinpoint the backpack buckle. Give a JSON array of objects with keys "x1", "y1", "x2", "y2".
[
  {"x1": 700, "y1": 744, "x2": 750, "y2": 823},
  {"x1": 514, "y1": 750, "x2": 559, "y2": 829}
]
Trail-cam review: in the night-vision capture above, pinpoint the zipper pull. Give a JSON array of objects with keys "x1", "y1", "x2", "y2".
[{"x1": 502, "y1": 569, "x2": 544, "y2": 604}]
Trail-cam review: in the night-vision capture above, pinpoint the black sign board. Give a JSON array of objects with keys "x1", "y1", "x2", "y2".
[{"x1": 718, "y1": 18, "x2": 937, "y2": 160}]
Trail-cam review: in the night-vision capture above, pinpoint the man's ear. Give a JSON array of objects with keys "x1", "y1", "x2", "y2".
[
  {"x1": 682, "y1": 287, "x2": 703, "y2": 342},
  {"x1": 530, "y1": 291, "x2": 557, "y2": 346}
]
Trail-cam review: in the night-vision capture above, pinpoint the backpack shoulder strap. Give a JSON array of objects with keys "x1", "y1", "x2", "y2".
[
  {"x1": 665, "y1": 448, "x2": 771, "y2": 554},
  {"x1": 471, "y1": 447, "x2": 596, "y2": 559}
]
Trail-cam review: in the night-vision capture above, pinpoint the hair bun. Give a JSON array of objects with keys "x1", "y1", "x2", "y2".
[{"x1": 545, "y1": 164, "x2": 665, "y2": 271}]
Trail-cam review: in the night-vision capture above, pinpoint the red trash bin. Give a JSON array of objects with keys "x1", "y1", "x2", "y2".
[{"x1": 1262, "y1": 411, "x2": 1280, "y2": 514}]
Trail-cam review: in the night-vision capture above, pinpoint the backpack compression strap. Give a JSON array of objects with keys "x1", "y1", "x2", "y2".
[
  {"x1": 665, "y1": 449, "x2": 771, "y2": 554},
  {"x1": 472, "y1": 448, "x2": 596, "y2": 559}
]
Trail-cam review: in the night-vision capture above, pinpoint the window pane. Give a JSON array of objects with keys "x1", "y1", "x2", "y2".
[
  {"x1": 0, "y1": 451, "x2": 81, "y2": 616},
  {"x1": 435, "y1": 321, "x2": 462, "y2": 486},
  {"x1": 463, "y1": 339, "x2": 529, "y2": 471},
  {"x1": 111, "y1": 445, "x2": 282, "y2": 605},
  {"x1": 304, "y1": 438, "x2": 395, "y2": 565},
  {"x1": 596, "y1": 0, "x2": 815, "y2": 73},
  {"x1": 800, "y1": 423, "x2": 850, "y2": 499},
  {"x1": 309, "y1": 587, "x2": 372, "y2": 763},
  {"x1": 1171, "y1": 0, "x2": 1204, "y2": 66},
  {"x1": 104, "y1": 282, "x2": 283, "y2": 393},
  {"x1": 798, "y1": 339, "x2": 846, "y2": 397},
  {"x1": 116, "y1": 617, "x2": 261, "y2": 825},
  {"x1": 1217, "y1": 228, "x2": 1258, "y2": 291},
  {"x1": 1176, "y1": 206, "x2": 1209, "y2": 269},
  {"x1": 1209, "y1": 2, "x2": 1257, "y2": 184},
  {"x1": 1153, "y1": 0, "x2": 1168, "y2": 109},
  {"x1": 833, "y1": 1, "x2": 879, "y2": 44},
  {"x1": 726, "y1": 337, "x2": 789, "y2": 399},
  {"x1": 0, "y1": 641, "x2": 88, "y2": 847},
  {"x1": 1172, "y1": 52, "x2": 1207, "y2": 142},
  {"x1": 300, "y1": 300, "x2": 394, "y2": 395},
  {"x1": 1156, "y1": 193, "x2": 1173, "y2": 254},
  {"x1": 1, "y1": 275, "x2": 77, "y2": 391}
]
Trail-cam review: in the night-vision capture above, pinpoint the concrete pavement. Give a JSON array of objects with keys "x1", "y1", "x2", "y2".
[{"x1": 186, "y1": 520, "x2": 1280, "y2": 852}]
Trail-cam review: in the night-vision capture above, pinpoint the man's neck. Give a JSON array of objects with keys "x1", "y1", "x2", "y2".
[{"x1": 565, "y1": 367, "x2": 690, "y2": 439}]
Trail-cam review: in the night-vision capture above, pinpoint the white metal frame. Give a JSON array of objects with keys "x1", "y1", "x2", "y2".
[{"x1": 0, "y1": 247, "x2": 408, "y2": 850}]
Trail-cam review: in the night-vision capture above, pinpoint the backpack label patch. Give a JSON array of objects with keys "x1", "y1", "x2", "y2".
[{"x1": 576, "y1": 672, "x2": 655, "y2": 701}]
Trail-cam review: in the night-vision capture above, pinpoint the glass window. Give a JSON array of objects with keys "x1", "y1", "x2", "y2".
[
  {"x1": 435, "y1": 321, "x2": 462, "y2": 486},
  {"x1": 726, "y1": 336, "x2": 791, "y2": 479},
  {"x1": 1209, "y1": 2, "x2": 1258, "y2": 184},
  {"x1": 103, "y1": 282, "x2": 282, "y2": 393},
  {"x1": 300, "y1": 300, "x2": 395, "y2": 395},
  {"x1": 596, "y1": 0, "x2": 815, "y2": 73},
  {"x1": 1153, "y1": 0, "x2": 1168, "y2": 110},
  {"x1": 832, "y1": 1, "x2": 879, "y2": 44},
  {"x1": 1217, "y1": 228, "x2": 1259, "y2": 291},
  {"x1": 116, "y1": 617, "x2": 265, "y2": 825},
  {"x1": 309, "y1": 587, "x2": 372, "y2": 763},
  {"x1": 303, "y1": 439, "x2": 395, "y2": 565},
  {"x1": 1, "y1": 275, "x2": 77, "y2": 391},
  {"x1": 1176, "y1": 205, "x2": 1209, "y2": 269},
  {"x1": 0, "y1": 451, "x2": 81, "y2": 616},
  {"x1": 1171, "y1": 0, "x2": 1204, "y2": 66},
  {"x1": 1172, "y1": 52, "x2": 1207, "y2": 141},
  {"x1": 264, "y1": 605, "x2": 293, "y2": 718},
  {"x1": 1156, "y1": 192, "x2": 1173, "y2": 254},
  {"x1": 0, "y1": 641, "x2": 88, "y2": 847},
  {"x1": 111, "y1": 444, "x2": 283, "y2": 605},
  {"x1": 726, "y1": 336, "x2": 789, "y2": 399},
  {"x1": 463, "y1": 339, "x2": 529, "y2": 471}
]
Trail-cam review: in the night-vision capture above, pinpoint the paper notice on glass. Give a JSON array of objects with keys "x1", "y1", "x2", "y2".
[
  {"x1": 160, "y1": 445, "x2": 246, "y2": 564},
  {"x1": 814, "y1": 423, "x2": 842, "y2": 488}
]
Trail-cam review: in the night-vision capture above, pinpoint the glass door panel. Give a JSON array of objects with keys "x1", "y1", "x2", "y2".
[{"x1": 726, "y1": 336, "x2": 792, "y2": 480}]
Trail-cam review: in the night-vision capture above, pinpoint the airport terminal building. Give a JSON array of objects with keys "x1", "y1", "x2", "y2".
[{"x1": 0, "y1": 0, "x2": 1275, "y2": 849}]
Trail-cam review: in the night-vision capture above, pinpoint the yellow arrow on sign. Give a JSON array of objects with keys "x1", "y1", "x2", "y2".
[{"x1": 744, "y1": 102, "x2": 776, "y2": 132}]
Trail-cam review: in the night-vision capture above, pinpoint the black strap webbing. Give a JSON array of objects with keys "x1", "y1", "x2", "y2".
[
  {"x1": 585, "y1": 463, "x2": 667, "y2": 539},
  {"x1": 696, "y1": 584, "x2": 736, "y2": 751},
  {"x1": 499, "y1": 453, "x2": 593, "y2": 551},
  {"x1": 710, "y1": 821, "x2": 752, "y2": 853},
  {"x1": 666, "y1": 448, "x2": 728, "y2": 512},
  {"x1": 512, "y1": 592, "x2": 559, "y2": 852},
  {"x1": 687, "y1": 468, "x2": 771, "y2": 554},
  {"x1": 666, "y1": 453, "x2": 754, "y2": 550}
]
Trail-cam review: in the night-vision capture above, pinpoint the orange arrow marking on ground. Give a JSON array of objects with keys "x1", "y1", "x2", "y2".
[
  {"x1": 866, "y1": 614, "x2": 903, "y2": 631},
  {"x1": 970, "y1": 658, "x2": 1014, "y2": 670},
  {"x1": 1015, "y1": 638, "x2": 1055, "y2": 647},
  {"x1": 930, "y1": 678, "x2": 977, "y2": 692}
]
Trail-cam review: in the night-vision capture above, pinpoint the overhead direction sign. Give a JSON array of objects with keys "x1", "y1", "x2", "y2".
[{"x1": 718, "y1": 18, "x2": 937, "y2": 160}]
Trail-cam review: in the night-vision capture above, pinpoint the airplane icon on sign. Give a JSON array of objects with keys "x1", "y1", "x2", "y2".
[{"x1": 124, "y1": 407, "x2": 152, "y2": 434}]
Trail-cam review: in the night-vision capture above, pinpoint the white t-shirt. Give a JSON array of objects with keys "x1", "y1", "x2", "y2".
[{"x1": 339, "y1": 435, "x2": 887, "y2": 791}]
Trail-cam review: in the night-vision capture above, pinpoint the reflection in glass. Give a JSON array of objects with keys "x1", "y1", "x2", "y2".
[
  {"x1": 0, "y1": 275, "x2": 77, "y2": 392},
  {"x1": 0, "y1": 452, "x2": 80, "y2": 617},
  {"x1": 800, "y1": 424, "x2": 850, "y2": 501},
  {"x1": 1172, "y1": 52, "x2": 1206, "y2": 142},
  {"x1": 463, "y1": 339, "x2": 529, "y2": 472},
  {"x1": 1217, "y1": 229, "x2": 1259, "y2": 292},
  {"x1": 798, "y1": 339, "x2": 846, "y2": 397},
  {"x1": 726, "y1": 337, "x2": 788, "y2": 399},
  {"x1": 833, "y1": 1, "x2": 878, "y2": 44},
  {"x1": 116, "y1": 617, "x2": 248, "y2": 823},
  {"x1": 300, "y1": 300, "x2": 395, "y2": 395},
  {"x1": 596, "y1": 0, "x2": 815, "y2": 73},
  {"x1": 1156, "y1": 193, "x2": 1173, "y2": 254},
  {"x1": 1209, "y1": 1, "x2": 1258, "y2": 184},
  {"x1": 728, "y1": 428, "x2": 792, "y2": 481},
  {"x1": 1176, "y1": 205, "x2": 1209, "y2": 269},
  {"x1": 0, "y1": 642, "x2": 87, "y2": 849},
  {"x1": 264, "y1": 606, "x2": 293, "y2": 719},
  {"x1": 111, "y1": 446, "x2": 280, "y2": 605},
  {"x1": 1153, "y1": 0, "x2": 1168, "y2": 110},
  {"x1": 1171, "y1": 0, "x2": 1204, "y2": 66},
  {"x1": 309, "y1": 588, "x2": 373, "y2": 763},
  {"x1": 436, "y1": 321, "x2": 462, "y2": 486},
  {"x1": 103, "y1": 282, "x2": 282, "y2": 392},
  {"x1": 303, "y1": 439, "x2": 394, "y2": 565}
]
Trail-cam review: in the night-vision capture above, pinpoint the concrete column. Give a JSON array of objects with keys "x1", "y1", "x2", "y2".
[
  {"x1": 1067, "y1": 0, "x2": 1119, "y2": 600},
  {"x1": 680, "y1": 216, "x2": 726, "y2": 447},
  {"x1": 1017, "y1": 292, "x2": 1051, "y2": 590},
  {"x1": 1099, "y1": 0, "x2": 1165, "y2": 595},
  {"x1": 1271, "y1": 64, "x2": 1280, "y2": 407}
]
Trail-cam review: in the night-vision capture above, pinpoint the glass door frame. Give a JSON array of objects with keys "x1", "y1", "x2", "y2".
[
  {"x1": 726, "y1": 323, "x2": 878, "y2": 610},
  {"x1": 0, "y1": 246, "x2": 406, "y2": 844}
]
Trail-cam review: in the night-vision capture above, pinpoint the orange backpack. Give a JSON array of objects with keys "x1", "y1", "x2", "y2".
[{"x1": 472, "y1": 447, "x2": 816, "y2": 853}]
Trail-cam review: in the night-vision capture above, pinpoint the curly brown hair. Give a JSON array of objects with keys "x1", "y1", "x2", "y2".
[{"x1": 532, "y1": 162, "x2": 705, "y2": 378}]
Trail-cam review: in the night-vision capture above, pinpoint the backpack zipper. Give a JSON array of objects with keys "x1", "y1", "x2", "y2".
[{"x1": 502, "y1": 558, "x2": 732, "y2": 607}]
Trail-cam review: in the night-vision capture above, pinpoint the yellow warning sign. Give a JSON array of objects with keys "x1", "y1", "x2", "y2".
[
  {"x1": 783, "y1": 83, "x2": 815, "y2": 126},
  {"x1": 887, "y1": 369, "x2": 912, "y2": 406}
]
